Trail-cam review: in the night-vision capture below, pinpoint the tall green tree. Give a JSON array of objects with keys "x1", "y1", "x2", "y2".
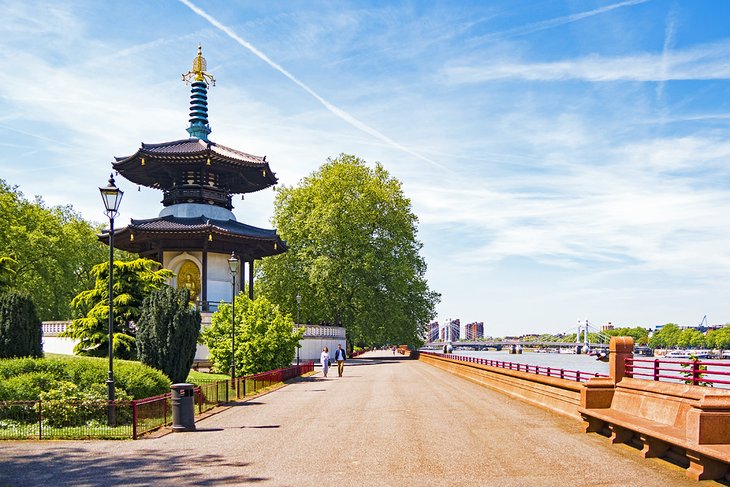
[
  {"x1": 64, "y1": 258, "x2": 173, "y2": 359},
  {"x1": 137, "y1": 286, "x2": 202, "y2": 384},
  {"x1": 0, "y1": 291, "x2": 42, "y2": 358},
  {"x1": 258, "y1": 154, "x2": 439, "y2": 347},
  {"x1": 707, "y1": 325, "x2": 730, "y2": 350},
  {"x1": 677, "y1": 328, "x2": 706, "y2": 348},
  {"x1": 0, "y1": 179, "x2": 109, "y2": 319},
  {"x1": 648, "y1": 323, "x2": 681, "y2": 349},
  {"x1": 605, "y1": 326, "x2": 650, "y2": 345},
  {"x1": 200, "y1": 294, "x2": 304, "y2": 375},
  {"x1": 0, "y1": 256, "x2": 17, "y2": 292}
]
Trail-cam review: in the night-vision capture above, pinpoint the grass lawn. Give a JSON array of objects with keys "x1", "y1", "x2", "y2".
[{"x1": 186, "y1": 370, "x2": 229, "y2": 383}]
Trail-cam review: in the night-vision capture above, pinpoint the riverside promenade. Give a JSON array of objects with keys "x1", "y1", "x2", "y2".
[{"x1": 0, "y1": 351, "x2": 706, "y2": 486}]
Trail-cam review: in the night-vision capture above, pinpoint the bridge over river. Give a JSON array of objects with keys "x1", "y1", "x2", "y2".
[
  {"x1": 424, "y1": 340, "x2": 609, "y2": 351},
  {"x1": 0, "y1": 351, "x2": 698, "y2": 486}
]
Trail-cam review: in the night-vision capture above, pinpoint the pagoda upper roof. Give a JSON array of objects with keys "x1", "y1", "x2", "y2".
[
  {"x1": 112, "y1": 138, "x2": 277, "y2": 194},
  {"x1": 100, "y1": 215, "x2": 287, "y2": 260}
]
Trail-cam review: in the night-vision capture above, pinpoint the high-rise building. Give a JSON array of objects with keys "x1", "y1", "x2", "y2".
[
  {"x1": 429, "y1": 321, "x2": 440, "y2": 342},
  {"x1": 466, "y1": 322, "x2": 484, "y2": 340}
]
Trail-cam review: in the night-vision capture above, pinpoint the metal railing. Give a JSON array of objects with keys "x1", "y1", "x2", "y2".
[
  {"x1": 424, "y1": 352, "x2": 607, "y2": 383},
  {"x1": 625, "y1": 357, "x2": 730, "y2": 387},
  {"x1": 0, "y1": 361, "x2": 314, "y2": 440}
]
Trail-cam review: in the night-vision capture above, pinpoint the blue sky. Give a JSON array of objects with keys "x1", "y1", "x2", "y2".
[{"x1": 2, "y1": 0, "x2": 730, "y2": 336}]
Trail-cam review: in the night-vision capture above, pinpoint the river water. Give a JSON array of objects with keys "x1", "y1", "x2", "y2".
[
  {"x1": 434, "y1": 349, "x2": 609, "y2": 375},
  {"x1": 431, "y1": 349, "x2": 730, "y2": 389}
]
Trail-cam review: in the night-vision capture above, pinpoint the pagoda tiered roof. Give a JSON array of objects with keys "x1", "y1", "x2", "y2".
[
  {"x1": 101, "y1": 215, "x2": 287, "y2": 261},
  {"x1": 112, "y1": 138, "x2": 277, "y2": 195}
]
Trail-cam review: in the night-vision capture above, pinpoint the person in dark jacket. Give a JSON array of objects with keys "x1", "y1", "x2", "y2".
[{"x1": 334, "y1": 343, "x2": 346, "y2": 377}]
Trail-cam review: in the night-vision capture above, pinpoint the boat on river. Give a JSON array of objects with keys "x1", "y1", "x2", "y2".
[{"x1": 663, "y1": 349, "x2": 711, "y2": 359}]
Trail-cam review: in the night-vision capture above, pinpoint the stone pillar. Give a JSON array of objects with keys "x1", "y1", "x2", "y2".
[
  {"x1": 609, "y1": 336, "x2": 634, "y2": 383},
  {"x1": 248, "y1": 260, "x2": 254, "y2": 300},
  {"x1": 201, "y1": 249, "x2": 208, "y2": 311}
]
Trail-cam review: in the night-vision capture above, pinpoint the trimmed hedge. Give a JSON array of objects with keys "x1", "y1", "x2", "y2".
[{"x1": 0, "y1": 356, "x2": 171, "y2": 401}]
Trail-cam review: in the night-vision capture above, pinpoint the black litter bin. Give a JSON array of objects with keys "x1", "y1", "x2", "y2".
[{"x1": 171, "y1": 383, "x2": 196, "y2": 432}]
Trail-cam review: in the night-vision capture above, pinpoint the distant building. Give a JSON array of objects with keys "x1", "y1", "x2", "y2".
[
  {"x1": 429, "y1": 321, "x2": 440, "y2": 342},
  {"x1": 466, "y1": 322, "x2": 484, "y2": 340},
  {"x1": 600, "y1": 322, "x2": 614, "y2": 332},
  {"x1": 451, "y1": 319, "x2": 461, "y2": 341}
]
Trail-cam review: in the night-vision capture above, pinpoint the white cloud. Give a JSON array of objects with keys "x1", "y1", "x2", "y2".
[{"x1": 445, "y1": 40, "x2": 730, "y2": 83}]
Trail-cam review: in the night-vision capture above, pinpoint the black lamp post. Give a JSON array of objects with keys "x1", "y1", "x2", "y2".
[
  {"x1": 228, "y1": 253, "x2": 239, "y2": 383},
  {"x1": 296, "y1": 293, "x2": 302, "y2": 365},
  {"x1": 99, "y1": 174, "x2": 123, "y2": 427}
]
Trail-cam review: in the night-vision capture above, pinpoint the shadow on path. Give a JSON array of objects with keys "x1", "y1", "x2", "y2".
[{"x1": 0, "y1": 447, "x2": 268, "y2": 486}]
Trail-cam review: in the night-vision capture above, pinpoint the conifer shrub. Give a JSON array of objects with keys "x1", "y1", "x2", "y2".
[
  {"x1": 136, "y1": 286, "x2": 201, "y2": 384},
  {"x1": 0, "y1": 292, "x2": 42, "y2": 358}
]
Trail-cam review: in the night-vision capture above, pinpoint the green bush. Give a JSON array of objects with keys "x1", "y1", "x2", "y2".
[
  {"x1": 40, "y1": 381, "x2": 133, "y2": 427},
  {"x1": 0, "y1": 356, "x2": 171, "y2": 401},
  {"x1": 115, "y1": 361, "x2": 172, "y2": 399},
  {"x1": 0, "y1": 356, "x2": 65, "y2": 380},
  {"x1": 0, "y1": 292, "x2": 42, "y2": 358},
  {"x1": 0, "y1": 371, "x2": 59, "y2": 401}
]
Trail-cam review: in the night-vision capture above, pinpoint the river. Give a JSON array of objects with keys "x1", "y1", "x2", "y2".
[
  {"x1": 433, "y1": 349, "x2": 610, "y2": 375},
  {"x1": 430, "y1": 348, "x2": 730, "y2": 388}
]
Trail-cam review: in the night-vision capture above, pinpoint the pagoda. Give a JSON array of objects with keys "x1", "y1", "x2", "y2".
[{"x1": 102, "y1": 46, "x2": 286, "y2": 310}]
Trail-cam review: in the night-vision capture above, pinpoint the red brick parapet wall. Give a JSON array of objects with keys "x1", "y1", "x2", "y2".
[
  {"x1": 418, "y1": 338, "x2": 730, "y2": 481},
  {"x1": 417, "y1": 352, "x2": 583, "y2": 419}
]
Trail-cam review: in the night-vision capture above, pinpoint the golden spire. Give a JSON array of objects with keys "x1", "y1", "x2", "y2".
[{"x1": 182, "y1": 45, "x2": 216, "y2": 86}]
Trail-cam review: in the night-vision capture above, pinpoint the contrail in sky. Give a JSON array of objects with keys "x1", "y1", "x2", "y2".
[
  {"x1": 657, "y1": 4, "x2": 677, "y2": 101},
  {"x1": 484, "y1": 0, "x2": 651, "y2": 41},
  {"x1": 178, "y1": 0, "x2": 450, "y2": 172}
]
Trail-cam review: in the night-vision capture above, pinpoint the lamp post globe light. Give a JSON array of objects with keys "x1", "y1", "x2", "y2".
[
  {"x1": 295, "y1": 293, "x2": 302, "y2": 366},
  {"x1": 99, "y1": 174, "x2": 123, "y2": 427},
  {"x1": 228, "y1": 253, "x2": 239, "y2": 383}
]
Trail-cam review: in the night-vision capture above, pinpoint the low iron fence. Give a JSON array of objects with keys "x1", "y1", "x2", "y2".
[
  {"x1": 0, "y1": 361, "x2": 314, "y2": 441},
  {"x1": 625, "y1": 357, "x2": 730, "y2": 388},
  {"x1": 423, "y1": 352, "x2": 607, "y2": 383}
]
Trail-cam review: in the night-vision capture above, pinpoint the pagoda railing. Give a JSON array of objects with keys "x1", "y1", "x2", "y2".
[{"x1": 163, "y1": 186, "x2": 232, "y2": 209}]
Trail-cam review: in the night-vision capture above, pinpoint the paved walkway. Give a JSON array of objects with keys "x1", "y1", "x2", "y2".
[{"x1": 0, "y1": 351, "x2": 710, "y2": 486}]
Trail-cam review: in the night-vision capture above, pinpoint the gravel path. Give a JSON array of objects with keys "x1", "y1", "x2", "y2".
[{"x1": 0, "y1": 351, "x2": 707, "y2": 486}]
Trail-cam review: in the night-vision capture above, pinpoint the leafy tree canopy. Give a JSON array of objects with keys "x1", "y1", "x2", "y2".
[
  {"x1": 257, "y1": 154, "x2": 439, "y2": 348},
  {"x1": 707, "y1": 325, "x2": 730, "y2": 349},
  {"x1": 200, "y1": 294, "x2": 304, "y2": 375},
  {"x1": 64, "y1": 258, "x2": 173, "y2": 359},
  {"x1": 605, "y1": 326, "x2": 649, "y2": 345},
  {"x1": 648, "y1": 323, "x2": 681, "y2": 349},
  {"x1": 0, "y1": 179, "x2": 110, "y2": 319}
]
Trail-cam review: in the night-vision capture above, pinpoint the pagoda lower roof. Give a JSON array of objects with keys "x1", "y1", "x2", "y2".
[
  {"x1": 100, "y1": 215, "x2": 287, "y2": 261},
  {"x1": 112, "y1": 138, "x2": 277, "y2": 193}
]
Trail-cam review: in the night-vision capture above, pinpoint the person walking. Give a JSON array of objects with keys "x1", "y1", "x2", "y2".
[
  {"x1": 334, "y1": 343, "x2": 346, "y2": 377},
  {"x1": 320, "y1": 347, "x2": 330, "y2": 377}
]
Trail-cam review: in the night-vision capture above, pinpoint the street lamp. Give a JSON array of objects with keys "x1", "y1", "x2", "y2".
[
  {"x1": 296, "y1": 293, "x2": 302, "y2": 365},
  {"x1": 99, "y1": 174, "x2": 123, "y2": 426},
  {"x1": 228, "y1": 253, "x2": 239, "y2": 383}
]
